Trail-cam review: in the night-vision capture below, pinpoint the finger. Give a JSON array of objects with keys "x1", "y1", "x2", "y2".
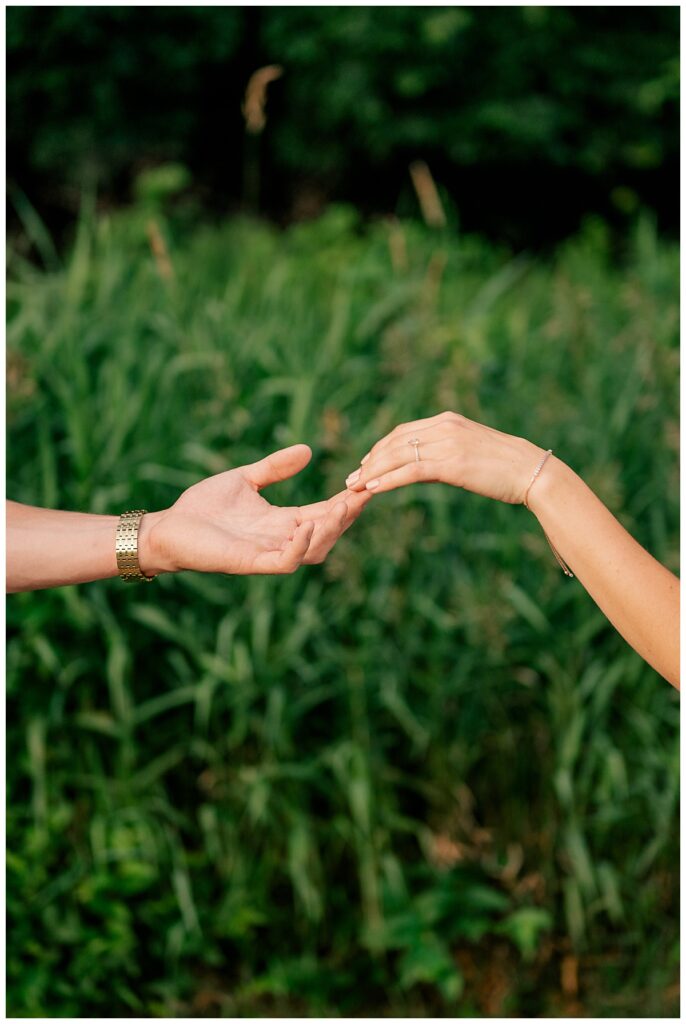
[
  {"x1": 255, "y1": 520, "x2": 315, "y2": 574},
  {"x1": 359, "y1": 412, "x2": 456, "y2": 465},
  {"x1": 324, "y1": 487, "x2": 372, "y2": 523},
  {"x1": 347, "y1": 440, "x2": 444, "y2": 491},
  {"x1": 300, "y1": 487, "x2": 371, "y2": 524},
  {"x1": 244, "y1": 444, "x2": 313, "y2": 491},
  {"x1": 350, "y1": 423, "x2": 446, "y2": 487},
  {"x1": 305, "y1": 501, "x2": 348, "y2": 564},
  {"x1": 364, "y1": 462, "x2": 437, "y2": 494},
  {"x1": 279, "y1": 519, "x2": 316, "y2": 570},
  {"x1": 338, "y1": 487, "x2": 373, "y2": 522},
  {"x1": 314, "y1": 500, "x2": 348, "y2": 536},
  {"x1": 353, "y1": 423, "x2": 444, "y2": 479}
]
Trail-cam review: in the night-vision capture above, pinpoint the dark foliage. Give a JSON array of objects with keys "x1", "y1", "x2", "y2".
[{"x1": 7, "y1": 7, "x2": 679, "y2": 246}]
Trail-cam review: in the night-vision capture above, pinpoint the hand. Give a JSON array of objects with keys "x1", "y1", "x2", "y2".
[
  {"x1": 140, "y1": 444, "x2": 368, "y2": 577},
  {"x1": 299, "y1": 486, "x2": 372, "y2": 563},
  {"x1": 344, "y1": 411, "x2": 546, "y2": 505}
]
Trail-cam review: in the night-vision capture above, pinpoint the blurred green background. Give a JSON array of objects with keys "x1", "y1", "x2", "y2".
[{"x1": 6, "y1": 6, "x2": 679, "y2": 1018}]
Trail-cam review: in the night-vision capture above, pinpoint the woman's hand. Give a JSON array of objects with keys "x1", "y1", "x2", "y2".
[
  {"x1": 344, "y1": 411, "x2": 546, "y2": 505},
  {"x1": 343, "y1": 411, "x2": 679, "y2": 687},
  {"x1": 142, "y1": 444, "x2": 370, "y2": 577}
]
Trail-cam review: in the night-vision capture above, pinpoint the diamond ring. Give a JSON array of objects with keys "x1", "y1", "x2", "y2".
[{"x1": 408, "y1": 438, "x2": 421, "y2": 461}]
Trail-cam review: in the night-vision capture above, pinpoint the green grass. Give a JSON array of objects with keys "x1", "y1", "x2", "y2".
[{"x1": 6, "y1": 201, "x2": 679, "y2": 1017}]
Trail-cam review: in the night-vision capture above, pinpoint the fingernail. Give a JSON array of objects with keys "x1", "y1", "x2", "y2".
[
  {"x1": 361, "y1": 453, "x2": 370, "y2": 465},
  {"x1": 366, "y1": 479, "x2": 380, "y2": 490},
  {"x1": 346, "y1": 469, "x2": 360, "y2": 485}
]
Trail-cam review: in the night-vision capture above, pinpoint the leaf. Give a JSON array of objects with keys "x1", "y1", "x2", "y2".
[
  {"x1": 496, "y1": 906, "x2": 552, "y2": 961},
  {"x1": 398, "y1": 937, "x2": 464, "y2": 1002}
]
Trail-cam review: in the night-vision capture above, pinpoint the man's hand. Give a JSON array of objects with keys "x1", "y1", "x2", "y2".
[
  {"x1": 139, "y1": 444, "x2": 370, "y2": 577},
  {"x1": 298, "y1": 486, "x2": 371, "y2": 564}
]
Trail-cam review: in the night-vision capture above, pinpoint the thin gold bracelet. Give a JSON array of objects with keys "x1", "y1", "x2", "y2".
[
  {"x1": 116, "y1": 510, "x2": 157, "y2": 582},
  {"x1": 523, "y1": 451, "x2": 575, "y2": 578}
]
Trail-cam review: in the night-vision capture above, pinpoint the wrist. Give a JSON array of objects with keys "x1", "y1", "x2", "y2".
[
  {"x1": 524, "y1": 454, "x2": 572, "y2": 518},
  {"x1": 512, "y1": 438, "x2": 548, "y2": 504},
  {"x1": 137, "y1": 509, "x2": 175, "y2": 576}
]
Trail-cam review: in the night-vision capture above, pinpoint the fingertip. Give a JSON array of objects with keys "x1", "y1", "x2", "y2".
[
  {"x1": 347, "y1": 478, "x2": 366, "y2": 492},
  {"x1": 290, "y1": 442, "x2": 313, "y2": 464},
  {"x1": 248, "y1": 443, "x2": 313, "y2": 489},
  {"x1": 298, "y1": 520, "x2": 315, "y2": 549},
  {"x1": 289, "y1": 518, "x2": 313, "y2": 544},
  {"x1": 282, "y1": 521, "x2": 313, "y2": 571}
]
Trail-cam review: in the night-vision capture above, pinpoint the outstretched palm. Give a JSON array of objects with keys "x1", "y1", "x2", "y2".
[{"x1": 146, "y1": 445, "x2": 370, "y2": 576}]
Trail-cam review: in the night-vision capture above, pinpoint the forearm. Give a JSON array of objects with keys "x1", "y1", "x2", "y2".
[
  {"x1": 6, "y1": 501, "x2": 164, "y2": 592},
  {"x1": 526, "y1": 459, "x2": 680, "y2": 688}
]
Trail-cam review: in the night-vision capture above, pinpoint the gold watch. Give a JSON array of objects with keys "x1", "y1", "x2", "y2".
[{"x1": 116, "y1": 509, "x2": 157, "y2": 582}]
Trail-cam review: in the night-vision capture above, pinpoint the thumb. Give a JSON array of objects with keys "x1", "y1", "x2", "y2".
[{"x1": 244, "y1": 443, "x2": 312, "y2": 490}]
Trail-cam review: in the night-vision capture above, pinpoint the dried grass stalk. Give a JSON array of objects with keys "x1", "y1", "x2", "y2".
[
  {"x1": 242, "y1": 65, "x2": 283, "y2": 135},
  {"x1": 409, "y1": 160, "x2": 447, "y2": 228}
]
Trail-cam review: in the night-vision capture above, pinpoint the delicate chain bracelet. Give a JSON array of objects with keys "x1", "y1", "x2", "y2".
[
  {"x1": 116, "y1": 510, "x2": 157, "y2": 582},
  {"x1": 523, "y1": 451, "x2": 574, "y2": 578}
]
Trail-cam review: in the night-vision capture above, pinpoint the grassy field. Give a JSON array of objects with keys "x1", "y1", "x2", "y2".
[{"x1": 6, "y1": 200, "x2": 679, "y2": 1017}]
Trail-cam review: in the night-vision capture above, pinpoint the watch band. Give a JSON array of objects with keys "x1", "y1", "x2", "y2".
[{"x1": 116, "y1": 509, "x2": 156, "y2": 582}]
